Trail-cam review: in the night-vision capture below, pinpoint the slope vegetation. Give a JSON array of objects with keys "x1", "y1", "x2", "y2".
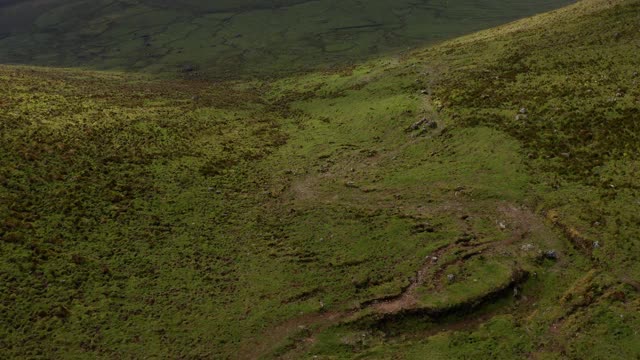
[{"x1": 1, "y1": 0, "x2": 639, "y2": 358}]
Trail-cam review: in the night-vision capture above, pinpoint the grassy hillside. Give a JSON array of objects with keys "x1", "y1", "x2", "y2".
[
  {"x1": 1, "y1": 0, "x2": 639, "y2": 358},
  {"x1": 0, "y1": 0, "x2": 573, "y2": 77}
]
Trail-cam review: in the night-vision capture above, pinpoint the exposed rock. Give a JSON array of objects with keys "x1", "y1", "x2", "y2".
[
  {"x1": 521, "y1": 243, "x2": 535, "y2": 251},
  {"x1": 544, "y1": 250, "x2": 558, "y2": 260},
  {"x1": 407, "y1": 118, "x2": 438, "y2": 137},
  {"x1": 345, "y1": 181, "x2": 358, "y2": 188},
  {"x1": 406, "y1": 117, "x2": 429, "y2": 131}
]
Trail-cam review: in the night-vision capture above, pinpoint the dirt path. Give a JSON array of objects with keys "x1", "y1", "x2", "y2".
[
  {"x1": 237, "y1": 233, "x2": 527, "y2": 358},
  {"x1": 370, "y1": 243, "x2": 454, "y2": 313}
]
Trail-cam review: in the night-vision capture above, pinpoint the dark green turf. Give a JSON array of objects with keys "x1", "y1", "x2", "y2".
[{"x1": 0, "y1": 0, "x2": 573, "y2": 77}]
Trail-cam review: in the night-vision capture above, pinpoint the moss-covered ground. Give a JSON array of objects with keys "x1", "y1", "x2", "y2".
[{"x1": 1, "y1": 0, "x2": 639, "y2": 358}]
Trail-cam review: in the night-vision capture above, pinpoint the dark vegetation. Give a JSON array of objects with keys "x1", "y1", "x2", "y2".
[{"x1": 0, "y1": 0, "x2": 573, "y2": 77}]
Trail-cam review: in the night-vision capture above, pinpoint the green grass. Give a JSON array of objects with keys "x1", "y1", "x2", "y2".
[{"x1": 1, "y1": 0, "x2": 640, "y2": 358}]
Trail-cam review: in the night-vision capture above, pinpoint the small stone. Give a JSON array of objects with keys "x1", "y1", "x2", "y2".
[
  {"x1": 515, "y1": 114, "x2": 528, "y2": 121},
  {"x1": 519, "y1": 107, "x2": 528, "y2": 114},
  {"x1": 345, "y1": 181, "x2": 357, "y2": 188},
  {"x1": 521, "y1": 243, "x2": 535, "y2": 251},
  {"x1": 633, "y1": 71, "x2": 639, "y2": 77},
  {"x1": 544, "y1": 250, "x2": 558, "y2": 260},
  {"x1": 407, "y1": 117, "x2": 429, "y2": 131},
  {"x1": 560, "y1": 152, "x2": 571, "y2": 158},
  {"x1": 499, "y1": 222, "x2": 507, "y2": 230},
  {"x1": 431, "y1": 256, "x2": 438, "y2": 263},
  {"x1": 593, "y1": 241, "x2": 601, "y2": 249},
  {"x1": 447, "y1": 274, "x2": 456, "y2": 283}
]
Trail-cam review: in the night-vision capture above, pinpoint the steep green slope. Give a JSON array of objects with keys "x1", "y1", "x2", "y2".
[
  {"x1": 1, "y1": 0, "x2": 639, "y2": 359},
  {"x1": 0, "y1": 0, "x2": 573, "y2": 77},
  {"x1": 428, "y1": 0, "x2": 640, "y2": 280}
]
